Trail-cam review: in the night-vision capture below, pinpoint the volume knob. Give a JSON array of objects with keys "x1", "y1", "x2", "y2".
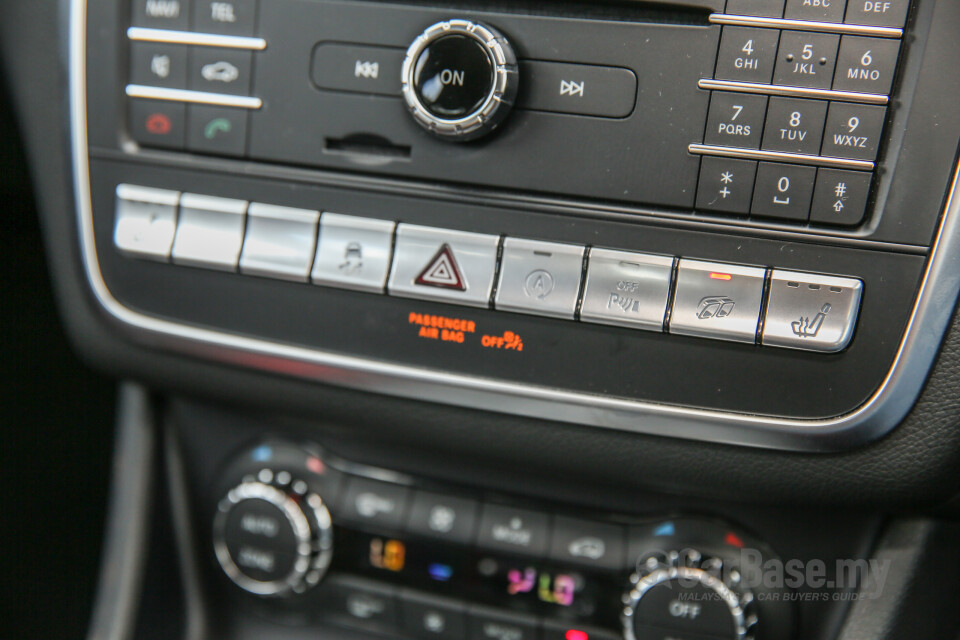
[
  {"x1": 401, "y1": 19, "x2": 519, "y2": 141},
  {"x1": 213, "y1": 475, "x2": 333, "y2": 597}
]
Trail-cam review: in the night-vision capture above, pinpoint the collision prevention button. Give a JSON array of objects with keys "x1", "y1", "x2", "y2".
[
  {"x1": 668, "y1": 259, "x2": 766, "y2": 344},
  {"x1": 761, "y1": 270, "x2": 863, "y2": 352}
]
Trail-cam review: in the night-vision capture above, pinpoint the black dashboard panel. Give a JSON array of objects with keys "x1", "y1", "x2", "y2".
[{"x1": 71, "y1": 0, "x2": 960, "y2": 451}]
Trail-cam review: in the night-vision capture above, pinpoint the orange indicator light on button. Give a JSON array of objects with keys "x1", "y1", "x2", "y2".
[{"x1": 709, "y1": 272, "x2": 733, "y2": 281}]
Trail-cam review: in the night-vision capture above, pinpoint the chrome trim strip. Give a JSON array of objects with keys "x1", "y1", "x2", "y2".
[
  {"x1": 709, "y1": 14, "x2": 903, "y2": 38},
  {"x1": 72, "y1": 0, "x2": 960, "y2": 451},
  {"x1": 689, "y1": 144, "x2": 875, "y2": 171},
  {"x1": 127, "y1": 27, "x2": 267, "y2": 50},
  {"x1": 698, "y1": 79, "x2": 889, "y2": 106},
  {"x1": 125, "y1": 85, "x2": 263, "y2": 109}
]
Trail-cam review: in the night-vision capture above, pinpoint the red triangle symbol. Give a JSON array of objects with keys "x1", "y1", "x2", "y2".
[{"x1": 415, "y1": 244, "x2": 466, "y2": 291}]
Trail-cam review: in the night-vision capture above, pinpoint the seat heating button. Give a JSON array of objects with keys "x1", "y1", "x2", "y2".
[{"x1": 761, "y1": 270, "x2": 863, "y2": 352}]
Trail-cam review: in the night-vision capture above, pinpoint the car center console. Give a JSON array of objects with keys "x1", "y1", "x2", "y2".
[
  {"x1": 74, "y1": 0, "x2": 960, "y2": 452},
  {"x1": 49, "y1": 0, "x2": 960, "y2": 638}
]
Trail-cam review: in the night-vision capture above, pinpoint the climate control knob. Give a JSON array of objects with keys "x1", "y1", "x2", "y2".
[
  {"x1": 213, "y1": 472, "x2": 333, "y2": 597},
  {"x1": 623, "y1": 548, "x2": 756, "y2": 640},
  {"x1": 401, "y1": 19, "x2": 519, "y2": 141}
]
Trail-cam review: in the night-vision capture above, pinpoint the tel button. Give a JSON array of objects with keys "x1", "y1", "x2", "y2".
[{"x1": 192, "y1": 0, "x2": 258, "y2": 36}]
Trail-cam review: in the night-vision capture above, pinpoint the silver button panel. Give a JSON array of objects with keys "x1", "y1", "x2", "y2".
[
  {"x1": 669, "y1": 260, "x2": 767, "y2": 344},
  {"x1": 239, "y1": 203, "x2": 320, "y2": 282},
  {"x1": 495, "y1": 238, "x2": 586, "y2": 319},
  {"x1": 580, "y1": 249, "x2": 674, "y2": 331},
  {"x1": 113, "y1": 184, "x2": 180, "y2": 260},
  {"x1": 762, "y1": 270, "x2": 863, "y2": 352},
  {"x1": 312, "y1": 214, "x2": 396, "y2": 293},
  {"x1": 113, "y1": 185, "x2": 864, "y2": 354},
  {"x1": 388, "y1": 225, "x2": 500, "y2": 308},
  {"x1": 172, "y1": 193, "x2": 248, "y2": 270}
]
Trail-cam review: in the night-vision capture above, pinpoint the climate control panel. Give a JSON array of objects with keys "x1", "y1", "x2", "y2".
[{"x1": 210, "y1": 441, "x2": 795, "y2": 640}]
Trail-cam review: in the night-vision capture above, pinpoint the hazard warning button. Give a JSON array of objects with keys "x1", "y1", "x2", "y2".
[{"x1": 388, "y1": 224, "x2": 499, "y2": 307}]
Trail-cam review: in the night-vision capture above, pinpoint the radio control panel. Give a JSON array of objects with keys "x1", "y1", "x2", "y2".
[{"x1": 75, "y1": 0, "x2": 960, "y2": 449}]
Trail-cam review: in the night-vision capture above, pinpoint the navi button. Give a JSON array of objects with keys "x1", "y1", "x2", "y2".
[
  {"x1": 495, "y1": 238, "x2": 585, "y2": 320},
  {"x1": 761, "y1": 270, "x2": 863, "y2": 352},
  {"x1": 388, "y1": 225, "x2": 499, "y2": 307},
  {"x1": 669, "y1": 259, "x2": 766, "y2": 344}
]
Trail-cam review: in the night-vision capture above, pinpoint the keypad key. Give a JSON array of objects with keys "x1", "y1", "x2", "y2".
[
  {"x1": 696, "y1": 157, "x2": 758, "y2": 214},
  {"x1": 773, "y1": 31, "x2": 840, "y2": 90},
  {"x1": 820, "y1": 102, "x2": 885, "y2": 160},
  {"x1": 704, "y1": 92, "x2": 768, "y2": 149},
  {"x1": 725, "y1": 0, "x2": 785, "y2": 17},
  {"x1": 751, "y1": 162, "x2": 817, "y2": 221},
  {"x1": 715, "y1": 27, "x2": 780, "y2": 84},
  {"x1": 832, "y1": 36, "x2": 900, "y2": 95},
  {"x1": 844, "y1": 0, "x2": 910, "y2": 28},
  {"x1": 810, "y1": 169, "x2": 872, "y2": 225},
  {"x1": 784, "y1": 0, "x2": 847, "y2": 23},
  {"x1": 762, "y1": 97, "x2": 828, "y2": 155}
]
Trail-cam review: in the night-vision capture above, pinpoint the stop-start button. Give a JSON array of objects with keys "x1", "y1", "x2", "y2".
[{"x1": 402, "y1": 19, "x2": 518, "y2": 141}]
